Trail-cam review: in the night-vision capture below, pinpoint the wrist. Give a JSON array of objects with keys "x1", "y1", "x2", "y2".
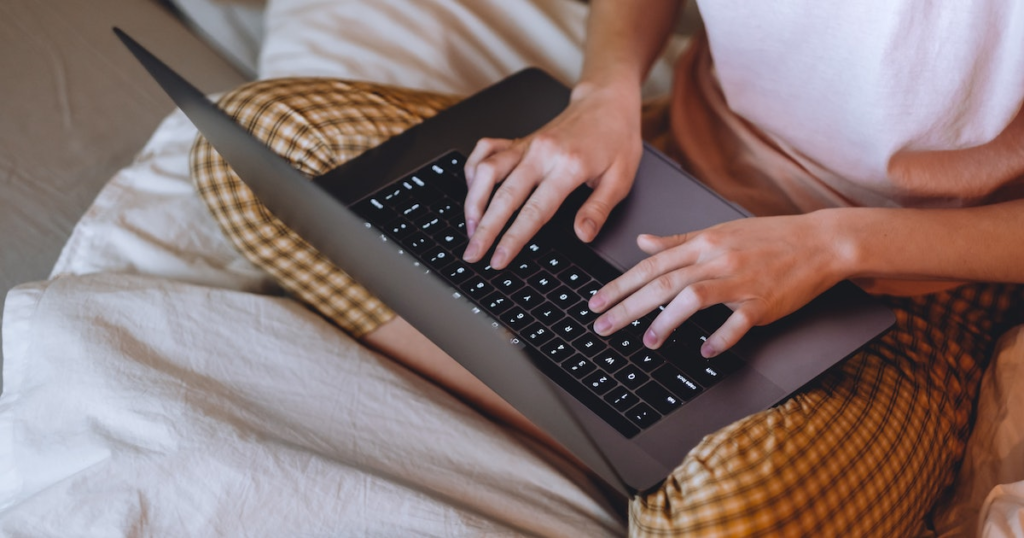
[{"x1": 813, "y1": 207, "x2": 867, "y2": 283}]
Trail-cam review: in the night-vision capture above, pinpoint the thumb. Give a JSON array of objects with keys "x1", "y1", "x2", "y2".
[{"x1": 574, "y1": 173, "x2": 631, "y2": 243}]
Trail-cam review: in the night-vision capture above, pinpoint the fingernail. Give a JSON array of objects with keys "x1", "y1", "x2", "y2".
[
  {"x1": 644, "y1": 328, "x2": 658, "y2": 348},
  {"x1": 594, "y1": 317, "x2": 612, "y2": 335},
  {"x1": 491, "y1": 246, "x2": 508, "y2": 268},
  {"x1": 464, "y1": 242, "x2": 480, "y2": 261},
  {"x1": 589, "y1": 294, "x2": 606, "y2": 311},
  {"x1": 579, "y1": 219, "x2": 596, "y2": 242},
  {"x1": 701, "y1": 341, "x2": 718, "y2": 358}
]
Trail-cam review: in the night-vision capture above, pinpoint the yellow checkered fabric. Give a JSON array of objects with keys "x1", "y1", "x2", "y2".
[
  {"x1": 190, "y1": 78, "x2": 458, "y2": 337},
  {"x1": 189, "y1": 78, "x2": 1024, "y2": 536}
]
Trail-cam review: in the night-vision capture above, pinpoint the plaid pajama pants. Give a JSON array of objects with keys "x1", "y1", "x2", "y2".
[{"x1": 189, "y1": 78, "x2": 1024, "y2": 536}]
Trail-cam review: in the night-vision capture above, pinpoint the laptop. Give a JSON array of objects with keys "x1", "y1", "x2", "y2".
[{"x1": 115, "y1": 28, "x2": 895, "y2": 497}]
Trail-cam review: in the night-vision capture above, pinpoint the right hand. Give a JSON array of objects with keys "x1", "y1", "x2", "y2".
[{"x1": 461, "y1": 81, "x2": 644, "y2": 269}]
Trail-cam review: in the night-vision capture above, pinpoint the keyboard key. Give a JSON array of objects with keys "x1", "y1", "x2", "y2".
[
  {"x1": 610, "y1": 332, "x2": 643, "y2": 356},
  {"x1": 631, "y1": 350, "x2": 665, "y2": 372},
  {"x1": 554, "y1": 318, "x2": 585, "y2": 341},
  {"x1": 460, "y1": 277, "x2": 492, "y2": 299},
  {"x1": 396, "y1": 199, "x2": 427, "y2": 221},
  {"x1": 353, "y1": 196, "x2": 397, "y2": 227},
  {"x1": 433, "y1": 226, "x2": 467, "y2": 251},
  {"x1": 482, "y1": 292, "x2": 513, "y2": 315},
  {"x1": 614, "y1": 365, "x2": 649, "y2": 390},
  {"x1": 522, "y1": 241, "x2": 545, "y2": 258},
  {"x1": 384, "y1": 217, "x2": 415, "y2": 239},
  {"x1": 528, "y1": 270, "x2": 558, "y2": 293},
  {"x1": 416, "y1": 214, "x2": 444, "y2": 234},
  {"x1": 512, "y1": 287, "x2": 544, "y2": 308},
  {"x1": 567, "y1": 301, "x2": 599, "y2": 324},
  {"x1": 562, "y1": 357, "x2": 596, "y2": 378},
  {"x1": 624, "y1": 403, "x2": 662, "y2": 429},
  {"x1": 531, "y1": 303, "x2": 563, "y2": 325},
  {"x1": 405, "y1": 232, "x2": 432, "y2": 253},
  {"x1": 539, "y1": 251, "x2": 569, "y2": 272},
  {"x1": 523, "y1": 323, "x2": 555, "y2": 346},
  {"x1": 593, "y1": 351, "x2": 628, "y2": 373},
  {"x1": 501, "y1": 307, "x2": 532, "y2": 329},
  {"x1": 583, "y1": 371, "x2": 618, "y2": 395},
  {"x1": 636, "y1": 382, "x2": 684, "y2": 415},
  {"x1": 604, "y1": 388, "x2": 639, "y2": 412},
  {"x1": 559, "y1": 265, "x2": 592, "y2": 289},
  {"x1": 570, "y1": 334, "x2": 606, "y2": 358},
  {"x1": 653, "y1": 365, "x2": 704, "y2": 401},
  {"x1": 541, "y1": 340, "x2": 575, "y2": 362},
  {"x1": 549, "y1": 286, "x2": 580, "y2": 309},
  {"x1": 439, "y1": 260, "x2": 471, "y2": 284},
  {"x1": 493, "y1": 275, "x2": 525, "y2": 294},
  {"x1": 510, "y1": 260, "x2": 539, "y2": 278},
  {"x1": 430, "y1": 198, "x2": 460, "y2": 219}
]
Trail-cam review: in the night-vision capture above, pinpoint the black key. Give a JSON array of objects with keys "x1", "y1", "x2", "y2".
[
  {"x1": 609, "y1": 332, "x2": 643, "y2": 356},
  {"x1": 493, "y1": 275, "x2": 525, "y2": 294},
  {"x1": 460, "y1": 277, "x2": 492, "y2": 299},
  {"x1": 652, "y1": 365, "x2": 704, "y2": 401},
  {"x1": 512, "y1": 287, "x2": 544, "y2": 308},
  {"x1": 429, "y1": 198, "x2": 461, "y2": 219},
  {"x1": 661, "y1": 323, "x2": 709, "y2": 363},
  {"x1": 541, "y1": 340, "x2": 575, "y2": 362},
  {"x1": 636, "y1": 382, "x2": 684, "y2": 415},
  {"x1": 384, "y1": 217, "x2": 414, "y2": 239},
  {"x1": 604, "y1": 388, "x2": 639, "y2": 413},
  {"x1": 482, "y1": 292, "x2": 513, "y2": 315},
  {"x1": 582, "y1": 371, "x2": 618, "y2": 395},
  {"x1": 528, "y1": 270, "x2": 558, "y2": 293},
  {"x1": 549, "y1": 286, "x2": 580, "y2": 309},
  {"x1": 678, "y1": 360, "x2": 728, "y2": 389},
  {"x1": 434, "y1": 226, "x2": 467, "y2": 251},
  {"x1": 416, "y1": 214, "x2": 444, "y2": 234},
  {"x1": 531, "y1": 303, "x2": 563, "y2": 325},
  {"x1": 404, "y1": 175, "x2": 443, "y2": 205},
  {"x1": 404, "y1": 232, "x2": 433, "y2": 253},
  {"x1": 523, "y1": 323, "x2": 555, "y2": 346},
  {"x1": 559, "y1": 265, "x2": 592, "y2": 290},
  {"x1": 510, "y1": 260, "x2": 539, "y2": 278},
  {"x1": 539, "y1": 251, "x2": 569, "y2": 272},
  {"x1": 562, "y1": 356, "x2": 596, "y2": 378},
  {"x1": 624, "y1": 403, "x2": 662, "y2": 429},
  {"x1": 592, "y1": 350, "x2": 628, "y2": 373},
  {"x1": 567, "y1": 301, "x2": 599, "y2": 324},
  {"x1": 440, "y1": 260, "x2": 471, "y2": 284},
  {"x1": 396, "y1": 199, "x2": 428, "y2": 221},
  {"x1": 379, "y1": 184, "x2": 411, "y2": 208},
  {"x1": 614, "y1": 365, "x2": 649, "y2": 390},
  {"x1": 570, "y1": 334, "x2": 606, "y2": 358},
  {"x1": 579, "y1": 282, "x2": 601, "y2": 300},
  {"x1": 623, "y1": 315, "x2": 655, "y2": 338},
  {"x1": 501, "y1": 307, "x2": 533, "y2": 329},
  {"x1": 353, "y1": 196, "x2": 397, "y2": 227},
  {"x1": 553, "y1": 318, "x2": 585, "y2": 341},
  {"x1": 522, "y1": 241, "x2": 545, "y2": 258},
  {"x1": 423, "y1": 247, "x2": 452, "y2": 268},
  {"x1": 631, "y1": 350, "x2": 665, "y2": 372}
]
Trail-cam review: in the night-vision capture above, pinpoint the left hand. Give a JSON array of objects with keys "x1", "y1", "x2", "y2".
[{"x1": 588, "y1": 211, "x2": 849, "y2": 357}]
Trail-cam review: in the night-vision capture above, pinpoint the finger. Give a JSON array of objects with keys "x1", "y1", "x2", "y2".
[
  {"x1": 465, "y1": 137, "x2": 514, "y2": 185},
  {"x1": 463, "y1": 145, "x2": 523, "y2": 239},
  {"x1": 637, "y1": 232, "x2": 691, "y2": 255},
  {"x1": 574, "y1": 167, "x2": 633, "y2": 243},
  {"x1": 645, "y1": 281, "x2": 726, "y2": 348},
  {"x1": 464, "y1": 157, "x2": 542, "y2": 264},
  {"x1": 589, "y1": 246, "x2": 700, "y2": 314},
  {"x1": 701, "y1": 306, "x2": 760, "y2": 357},
  {"x1": 491, "y1": 175, "x2": 583, "y2": 268}
]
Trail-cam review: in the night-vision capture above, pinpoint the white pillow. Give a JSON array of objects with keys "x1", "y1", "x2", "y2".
[{"x1": 259, "y1": 0, "x2": 686, "y2": 98}]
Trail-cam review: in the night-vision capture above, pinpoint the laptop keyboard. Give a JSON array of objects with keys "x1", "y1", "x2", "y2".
[{"x1": 352, "y1": 151, "x2": 744, "y2": 438}]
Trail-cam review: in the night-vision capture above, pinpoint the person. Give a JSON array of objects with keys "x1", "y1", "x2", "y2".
[{"x1": 190, "y1": 1, "x2": 1024, "y2": 534}]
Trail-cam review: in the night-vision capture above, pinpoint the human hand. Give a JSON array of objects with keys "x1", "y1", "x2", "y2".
[
  {"x1": 461, "y1": 82, "x2": 643, "y2": 269},
  {"x1": 589, "y1": 211, "x2": 850, "y2": 357}
]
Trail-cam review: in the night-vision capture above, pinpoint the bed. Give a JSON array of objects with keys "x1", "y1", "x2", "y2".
[{"x1": 1, "y1": 1, "x2": 1022, "y2": 536}]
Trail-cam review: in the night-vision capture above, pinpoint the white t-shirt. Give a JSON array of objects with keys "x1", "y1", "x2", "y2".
[{"x1": 670, "y1": 1, "x2": 1024, "y2": 216}]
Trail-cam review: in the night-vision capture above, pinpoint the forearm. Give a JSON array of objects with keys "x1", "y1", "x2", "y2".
[
  {"x1": 828, "y1": 198, "x2": 1024, "y2": 285},
  {"x1": 577, "y1": 0, "x2": 683, "y2": 93}
]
